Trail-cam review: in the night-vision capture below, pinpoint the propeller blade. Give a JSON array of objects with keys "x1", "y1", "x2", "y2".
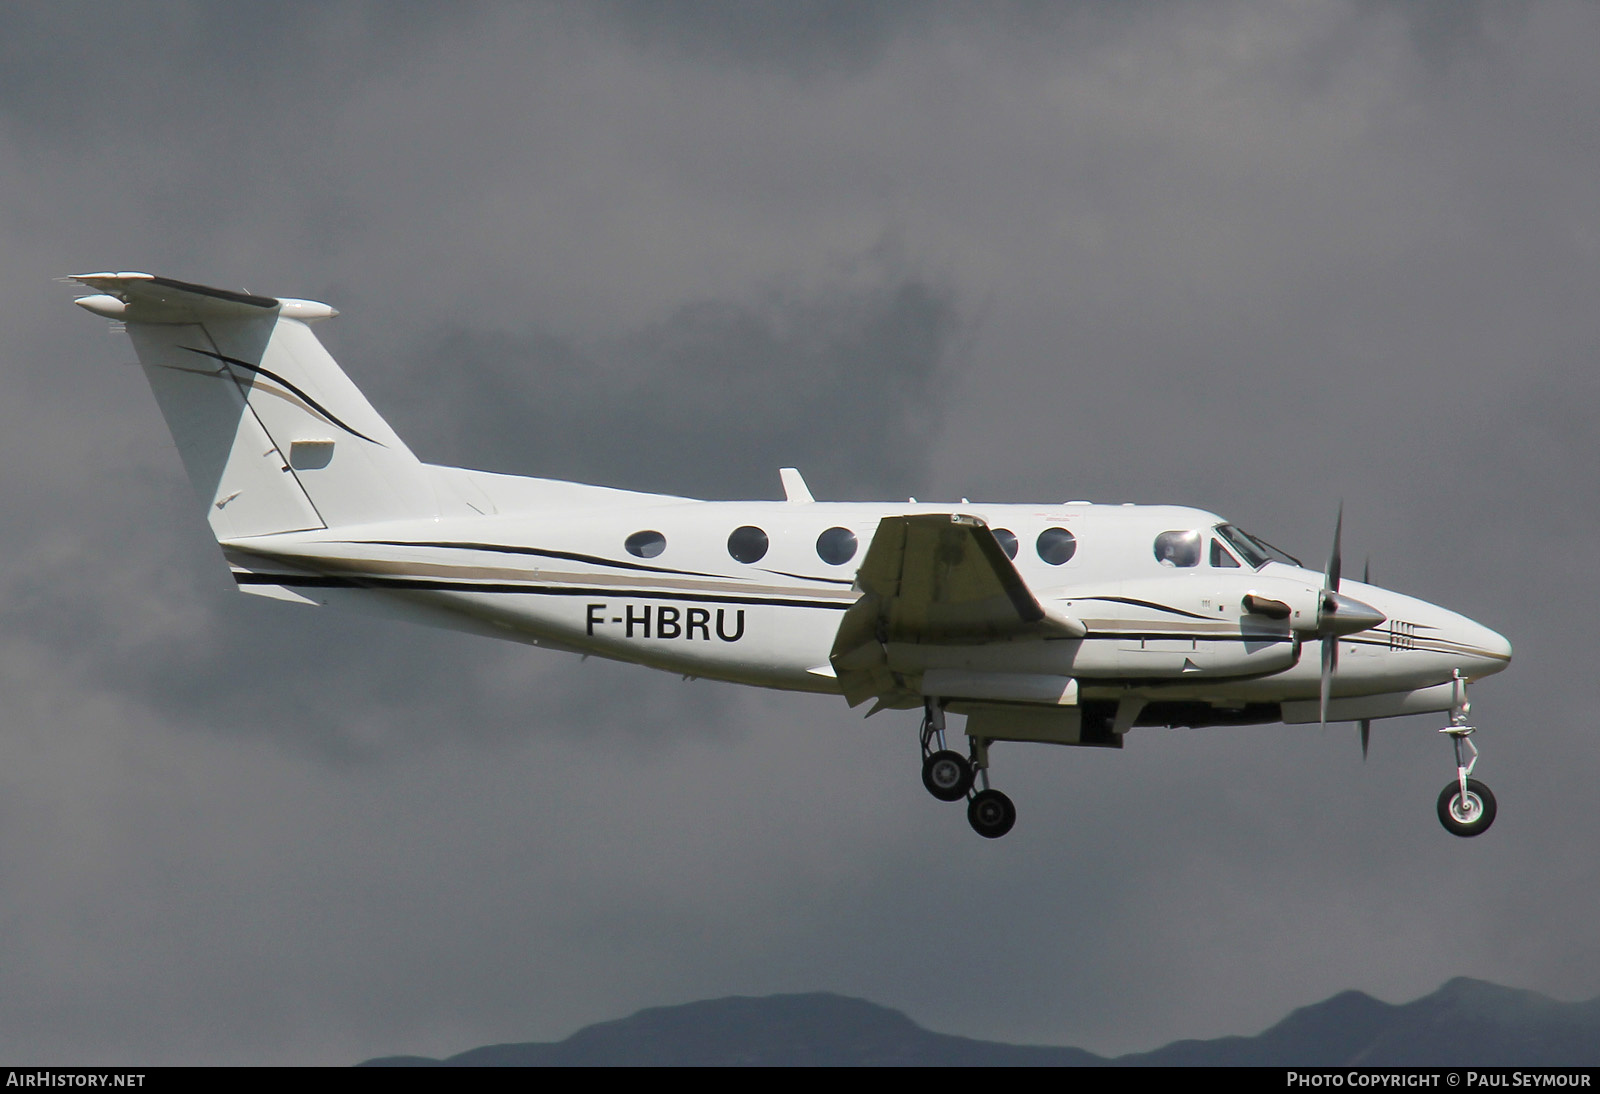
[
  {"x1": 1319, "y1": 634, "x2": 1338, "y2": 730},
  {"x1": 1359, "y1": 718, "x2": 1371, "y2": 760},
  {"x1": 1362, "y1": 556, "x2": 1370, "y2": 585},
  {"x1": 1324, "y1": 503, "x2": 1344, "y2": 593},
  {"x1": 1313, "y1": 506, "x2": 1380, "y2": 731},
  {"x1": 1319, "y1": 504, "x2": 1348, "y2": 733}
]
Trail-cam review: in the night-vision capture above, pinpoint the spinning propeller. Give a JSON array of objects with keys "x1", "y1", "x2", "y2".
[
  {"x1": 1360, "y1": 557, "x2": 1371, "y2": 759},
  {"x1": 1314, "y1": 506, "x2": 1386, "y2": 739}
]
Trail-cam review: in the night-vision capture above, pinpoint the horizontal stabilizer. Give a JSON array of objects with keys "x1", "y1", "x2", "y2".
[{"x1": 70, "y1": 272, "x2": 337, "y2": 323}]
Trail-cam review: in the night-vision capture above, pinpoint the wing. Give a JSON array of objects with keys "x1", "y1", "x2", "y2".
[{"x1": 829, "y1": 513, "x2": 1085, "y2": 707}]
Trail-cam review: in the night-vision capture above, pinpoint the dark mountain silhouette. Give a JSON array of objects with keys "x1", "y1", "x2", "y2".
[
  {"x1": 360, "y1": 978, "x2": 1600, "y2": 1067},
  {"x1": 1122, "y1": 978, "x2": 1600, "y2": 1066}
]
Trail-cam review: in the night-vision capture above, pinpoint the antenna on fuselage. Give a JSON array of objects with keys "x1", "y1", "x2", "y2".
[{"x1": 779, "y1": 467, "x2": 814, "y2": 503}]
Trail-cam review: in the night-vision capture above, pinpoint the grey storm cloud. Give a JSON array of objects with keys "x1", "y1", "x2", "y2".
[
  {"x1": 1, "y1": 0, "x2": 1597, "y2": 1065},
  {"x1": 400, "y1": 251, "x2": 966, "y2": 500}
]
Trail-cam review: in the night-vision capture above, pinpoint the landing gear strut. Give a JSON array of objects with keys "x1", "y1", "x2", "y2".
[
  {"x1": 918, "y1": 701, "x2": 1016, "y2": 838},
  {"x1": 1437, "y1": 672, "x2": 1496, "y2": 838}
]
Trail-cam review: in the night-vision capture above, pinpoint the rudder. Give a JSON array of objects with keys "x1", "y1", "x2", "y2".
[{"x1": 73, "y1": 273, "x2": 438, "y2": 540}]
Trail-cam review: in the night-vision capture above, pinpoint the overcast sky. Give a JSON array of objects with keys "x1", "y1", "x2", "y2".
[{"x1": 3, "y1": 0, "x2": 1598, "y2": 1065}]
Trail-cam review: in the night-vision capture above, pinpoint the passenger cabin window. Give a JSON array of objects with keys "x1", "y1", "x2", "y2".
[
  {"x1": 727, "y1": 525, "x2": 769, "y2": 564},
  {"x1": 1210, "y1": 539, "x2": 1241, "y2": 568},
  {"x1": 816, "y1": 526, "x2": 858, "y2": 566},
  {"x1": 1036, "y1": 527, "x2": 1077, "y2": 565},
  {"x1": 625, "y1": 530, "x2": 666, "y2": 559},
  {"x1": 992, "y1": 528, "x2": 1019, "y2": 560},
  {"x1": 1154, "y1": 530, "x2": 1201, "y2": 568}
]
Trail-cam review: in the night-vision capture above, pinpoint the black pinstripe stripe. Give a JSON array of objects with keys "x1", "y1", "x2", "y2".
[{"x1": 233, "y1": 571, "x2": 850, "y2": 611}]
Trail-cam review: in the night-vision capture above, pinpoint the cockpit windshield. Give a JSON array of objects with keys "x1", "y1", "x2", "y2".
[{"x1": 1215, "y1": 524, "x2": 1302, "y2": 569}]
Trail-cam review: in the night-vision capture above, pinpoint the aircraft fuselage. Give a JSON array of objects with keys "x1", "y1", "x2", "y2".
[{"x1": 223, "y1": 484, "x2": 1511, "y2": 727}]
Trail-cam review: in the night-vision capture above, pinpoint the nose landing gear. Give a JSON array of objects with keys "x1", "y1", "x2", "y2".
[
  {"x1": 1437, "y1": 673, "x2": 1496, "y2": 838},
  {"x1": 918, "y1": 700, "x2": 1016, "y2": 838}
]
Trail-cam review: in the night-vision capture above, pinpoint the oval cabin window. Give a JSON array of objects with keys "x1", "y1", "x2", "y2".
[
  {"x1": 727, "y1": 525, "x2": 770, "y2": 564},
  {"x1": 1035, "y1": 527, "x2": 1077, "y2": 565},
  {"x1": 625, "y1": 530, "x2": 666, "y2": 559},
  {"x1": 816, "y1": 527, "x2": 858, "y2": 566}
]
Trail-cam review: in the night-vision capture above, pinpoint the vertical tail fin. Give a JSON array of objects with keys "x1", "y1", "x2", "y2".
[{"x1": 72, "y1": 273, "x2": 438, "y2": 540}]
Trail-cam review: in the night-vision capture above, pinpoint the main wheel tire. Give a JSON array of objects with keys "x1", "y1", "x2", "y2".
[
  {"x1": 921, "y1": 750, "x2": 974, "y2": 802},
  {"x1": 1437, "y1": 778, "x2": 1497, "y2": 837},
  {"x1": 967, "y1": 788, "x2": 1017, "y2": 839}
]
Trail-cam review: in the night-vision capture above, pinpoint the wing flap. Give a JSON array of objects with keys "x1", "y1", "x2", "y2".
[{"x1": 829, "y1": 513, "x2": 1085, "y2": 706}]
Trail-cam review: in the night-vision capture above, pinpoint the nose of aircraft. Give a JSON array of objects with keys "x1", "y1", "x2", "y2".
[
  {"x1": 1358, "y1": 582, "x2": 1512, "y2": 681},
  {"x1": 1453, "y1": 614, "x2": 1513, "y2": 679}
]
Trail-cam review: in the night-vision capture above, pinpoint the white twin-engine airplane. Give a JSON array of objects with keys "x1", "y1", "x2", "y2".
[{"x1": 71, "y1": 272, "x2": 1513, "y2": 839}]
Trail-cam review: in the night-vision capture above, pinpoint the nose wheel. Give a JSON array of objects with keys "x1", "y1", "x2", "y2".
[
  {"x1": 1437, "y1": 777, "x2": 1496, "y2": 837},
  {"x1": 919, "y1": 701, "x2": 1017, "y2": 838},
  {"x1": 1437, "y1": 673, "x2": 1496, "y2": 838}
]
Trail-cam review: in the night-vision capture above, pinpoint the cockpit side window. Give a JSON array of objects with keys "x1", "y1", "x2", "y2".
[
  {"x1": 1154, "y1": 530, "x2": 1201, "y2": 568},
  {"x1": 1210, "y1": 539, "x2": 1241, "y2": 568},
  {"x1": 1215, "y1": 524, "x2": 1302, "y2": 569}
]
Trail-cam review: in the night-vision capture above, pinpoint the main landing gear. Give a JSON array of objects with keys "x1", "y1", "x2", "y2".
[
  {"x1": 1437, "y1": 673, "x2": 1496, "y2": 838},
  {"x1": 919, "y1": 700, "x2": 1016, "y2": 838}
]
